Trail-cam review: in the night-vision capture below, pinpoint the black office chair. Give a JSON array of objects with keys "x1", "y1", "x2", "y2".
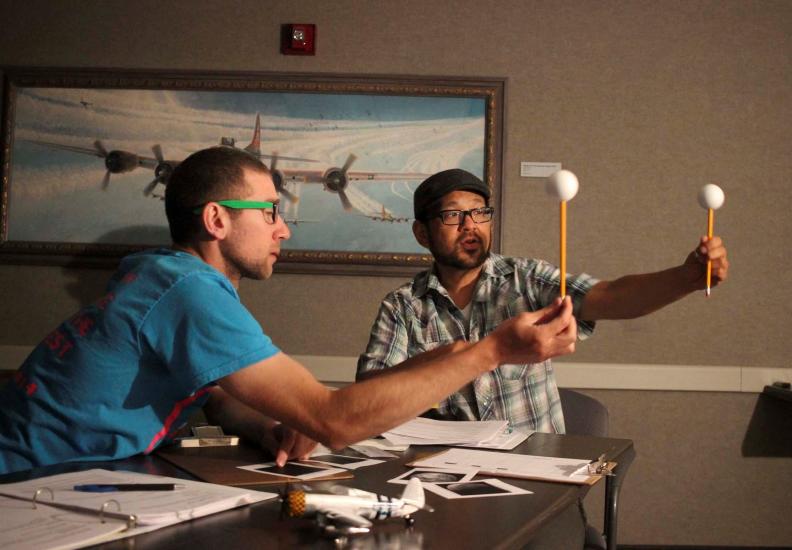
[
  {"x1": 559, "y1": 388, "x2": 609, "y2": 438},
  {"x1": 559, "y1": 388, "x2": 609, "y2": 550}
]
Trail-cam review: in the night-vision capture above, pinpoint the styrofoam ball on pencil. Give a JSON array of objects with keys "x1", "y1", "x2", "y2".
[
  {"x1": 546, "y1": 170, "x2": 579, "y2": 201},
  {"x1": 698, "y1": 184, "x2": 725, "y2": 210}
]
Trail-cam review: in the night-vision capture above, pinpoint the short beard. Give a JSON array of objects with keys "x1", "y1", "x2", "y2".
[
  {"x1": 427, "y1": 232, "x2": 490, "y2": 270},
  {"x1": 219, "y1": 241, "x2": 272, "y2": 282}
]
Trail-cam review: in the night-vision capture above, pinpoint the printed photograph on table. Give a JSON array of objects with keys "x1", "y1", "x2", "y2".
[
  {"x1": 305, "y1": 453, "x2": 383, "y2": 470},
  {"x1": 388, "y1": 467, "x2": 477, "y2": 485},
  {"x1": 0, "y1": 68, "x2": 504, "y2": 274},
  {"x1": 237, "y1": 461, "x2": 344, "y2": 480},
  {"x1": 423, "y1": 479, "x2": 532, "y2": 499}
]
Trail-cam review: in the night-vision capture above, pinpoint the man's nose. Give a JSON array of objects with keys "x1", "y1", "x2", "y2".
[
  {"x1": 457, "y1": 211, "x2": 476, "y2": 230},
  {"x1": 277, "y1": 218, "x2": 291, "y2": 240}
]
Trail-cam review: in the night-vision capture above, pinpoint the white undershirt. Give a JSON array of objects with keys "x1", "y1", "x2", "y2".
[{"x1": 459, "y1": 301, "x2": 473, "y2": 325}]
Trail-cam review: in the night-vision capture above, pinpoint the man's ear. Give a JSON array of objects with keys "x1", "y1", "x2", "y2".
[
  {"x1": 412, "y1": 220, "x2": 431, "y2": 249},
  {"x1": 201, "y1": 203, "x2": 231, "y2": 240}
]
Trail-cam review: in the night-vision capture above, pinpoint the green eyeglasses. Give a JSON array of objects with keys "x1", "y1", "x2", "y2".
[{"x1": 192, "y1": 200, "x2": 279, "y2": 224}]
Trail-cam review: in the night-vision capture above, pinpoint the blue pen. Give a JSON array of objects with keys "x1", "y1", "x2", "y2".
[{"x1": 73, "y1": 483, "x2": 185, "y2": 492}]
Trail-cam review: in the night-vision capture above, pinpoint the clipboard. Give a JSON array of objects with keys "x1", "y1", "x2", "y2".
[
  {"x1": 406, "y1": 448, "x2": 616, "y2": 486},
  {"x1": 156, "y1": 443, "x2": 353, "y2": 486}
]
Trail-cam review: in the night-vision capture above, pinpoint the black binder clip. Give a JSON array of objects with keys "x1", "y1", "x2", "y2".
[{"x1": 586, "y1": 454, "x2": 614, "y2": 477}]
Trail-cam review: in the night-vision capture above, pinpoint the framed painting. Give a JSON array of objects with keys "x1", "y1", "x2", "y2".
[{"x1": 0, "y1": 68, "x2": 504, "y2": 275}]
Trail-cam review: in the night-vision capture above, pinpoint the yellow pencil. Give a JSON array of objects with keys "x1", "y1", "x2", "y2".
[
  {"x1": 560, "y1": 200, "x2": 567, "y2": 298},
  {"x1": 548, "y1": 170, "x2": 579, "y2": 300},
  {"x1": 697, "y1": 183, "x2": 725, "y2": 299},
  {"x1": 705, "y1": 207, "x2": 714, "y2": 297}
]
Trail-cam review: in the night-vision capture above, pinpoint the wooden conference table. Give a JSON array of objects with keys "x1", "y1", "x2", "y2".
[{"x1": 0, "y1": 433, "x2": 635, "y2": 550}]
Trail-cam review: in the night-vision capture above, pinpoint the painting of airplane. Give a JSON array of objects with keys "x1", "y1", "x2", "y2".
[
  {"x1": 5, "y1": 83, "x2": 488, "y2": 257},
  {"x1": 25, "y1": 114, "x2": 318, "y2": 199},
  {"x1": 284, "y1": 477, "x2": 427, "y2": 536},
  {"x1": 26, "y1": 113, "x2": 429, "y2": 220}
]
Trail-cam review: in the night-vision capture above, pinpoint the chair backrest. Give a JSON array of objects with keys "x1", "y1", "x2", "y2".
[{"x1": 559, "y1": 388, "x2": 609, "y2": 437}]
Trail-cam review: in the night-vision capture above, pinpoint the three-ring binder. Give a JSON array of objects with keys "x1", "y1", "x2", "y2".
[{"x1": 1, "y1": 486, "x2": 138, "y2": 528}]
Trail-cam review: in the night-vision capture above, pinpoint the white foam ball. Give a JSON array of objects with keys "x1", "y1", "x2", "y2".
[
  {"x1": 698, "y1": 184, "x2": 725, "y2": 210},
  {"x1": 546, "y1": 170, "x2": 579, "y2": 201}
]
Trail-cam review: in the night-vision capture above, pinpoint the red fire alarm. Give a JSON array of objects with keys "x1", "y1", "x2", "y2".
[{"x1": 281, "y1": 24, "x2": 316, "y2": 55}]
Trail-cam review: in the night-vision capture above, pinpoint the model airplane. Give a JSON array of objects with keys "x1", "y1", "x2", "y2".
[{"x1": 284, "y1": 477, "x2": 427, "y2": 536}]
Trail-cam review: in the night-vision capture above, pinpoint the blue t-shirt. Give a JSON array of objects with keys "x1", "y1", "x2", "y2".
[{"x1": 0, "y1": 249, "x2": 279, "y2": 474}]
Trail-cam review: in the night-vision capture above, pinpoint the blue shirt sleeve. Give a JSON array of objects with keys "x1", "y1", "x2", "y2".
[{"x1": 139, "y1": 271, "x2": 280, "y2": 391}]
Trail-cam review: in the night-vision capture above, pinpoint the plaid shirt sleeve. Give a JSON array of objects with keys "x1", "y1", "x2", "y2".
[
  {"x1": 356, "y1": 294, "x2": 409, "y2": 378},
  {"x1": 519, "y1": 258, "x2": 598, "y2": 339}
]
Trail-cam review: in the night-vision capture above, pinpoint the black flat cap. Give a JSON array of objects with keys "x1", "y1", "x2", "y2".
[{"x1": 413, "y1": 169, "x2": 490, "y2": 221}]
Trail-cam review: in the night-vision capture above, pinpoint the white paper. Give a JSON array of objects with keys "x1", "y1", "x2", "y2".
[
  {"x1": 0, "y1": 468, "x2": 274, "y2": 526},
  {"x1": 383, "y1": 417, "x2": 508, "y2": 446},
  {"x1": 411, "y1": 448, "x2": 595, "y2": 484},
  {"x1": 0, "y1": 468, "x2": 275, "y2": 550},
  {"x1": 0, "y1": 496, "x2": 127, "y2": 550},
  {"x1": 351, "y1": 438, "x2": 408, "y2": 453},
  {"x1": 458, "y1": 429, "x2": 532, "y2": 450}
]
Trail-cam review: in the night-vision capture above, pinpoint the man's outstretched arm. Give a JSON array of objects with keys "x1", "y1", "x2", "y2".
[
  {"x1": 579, "y1": 235, "x2": 729, "y2": 321},
  {"x1": 216, "y1": 297, "x2": 577, "y2": 453}
]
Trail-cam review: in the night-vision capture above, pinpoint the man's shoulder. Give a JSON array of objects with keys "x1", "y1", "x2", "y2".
[
  {"x1": 374, "y1": 269, "x2": 435, "y2": 313},
  {"x1": 383, "y1": 276, "x2": 423, "y2": 303},
  {"x1": 487, "y1": 254, "x2": 545, "y2": 276},
  {"x1": 116, "y1": 248, "x2": 235, "y2": 298}
]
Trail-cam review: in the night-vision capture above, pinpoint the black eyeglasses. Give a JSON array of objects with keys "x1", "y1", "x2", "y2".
[
  {"x1": 192, "y1": 200, "x2": 279, "y2": 225},
  {"x1": 432, "y1": 206, "x2": 495, "y2": 226}
]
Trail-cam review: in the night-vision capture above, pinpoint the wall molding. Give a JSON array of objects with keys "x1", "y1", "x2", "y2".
[
  {"x1": 1, "y1": 346, "x2": 788, "y2": 393},
  {"x1": 291, "y1": 356, "x2": 790, "y2": 393}
]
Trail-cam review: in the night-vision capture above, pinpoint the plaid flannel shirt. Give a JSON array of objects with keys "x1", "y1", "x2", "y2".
[{"x1": 356, "y1": 254, "x2": 598, "y2": 434}]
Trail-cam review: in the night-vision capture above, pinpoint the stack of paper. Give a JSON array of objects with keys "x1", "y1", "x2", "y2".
[
  {"x1": 382, "y1": 417, "x2": 529, "y2": 449},
  {"x1": 410, "y1": 448, "x2": 601, "y2": 485},
  {"x1": 0, "y1": 468, "x2": 276, "y2": 550}
]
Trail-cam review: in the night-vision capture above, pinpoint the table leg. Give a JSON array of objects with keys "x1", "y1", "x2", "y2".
[{"x1": 604, "y1": 446, "x2": 636, "y2": 550}]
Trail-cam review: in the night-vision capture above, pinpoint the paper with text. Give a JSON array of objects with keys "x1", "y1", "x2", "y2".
[
  {"x1": 411, "y1": 448, "x2": 596, "y2": 484},
  {"x1": 0, "y1": 468, "x2": 276, "y2": 549}
]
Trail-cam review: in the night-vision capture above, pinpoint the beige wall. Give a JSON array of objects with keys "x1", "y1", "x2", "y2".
[{"x1": 1, "y1": 1, "x2": 790, "y2": 546}]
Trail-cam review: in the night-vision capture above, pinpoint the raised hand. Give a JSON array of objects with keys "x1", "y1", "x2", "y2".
[{"x1": 489, "y1": 297, "x2": 577, "y2": 365}]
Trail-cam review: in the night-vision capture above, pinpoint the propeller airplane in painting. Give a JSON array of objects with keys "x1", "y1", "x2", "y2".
[
  {"x1": 25, "y1": 114, "x2": 316, "y2": 198},
  {"x1": 26, "y1": 112, "x2": 426, "y2": 220}
]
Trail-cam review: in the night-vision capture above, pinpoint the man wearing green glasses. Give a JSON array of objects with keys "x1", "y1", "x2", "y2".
[
  {"x1": 357, "y1": 168, "x2": 729, "y2": 435},
  {"x1": 1, "y1": 147, "x2": 582, "y2": 475}
]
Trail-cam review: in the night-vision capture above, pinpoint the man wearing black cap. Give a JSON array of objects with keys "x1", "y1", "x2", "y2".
[{"x1": 357, "y1": 168, "x2": 729, "y2": 434}]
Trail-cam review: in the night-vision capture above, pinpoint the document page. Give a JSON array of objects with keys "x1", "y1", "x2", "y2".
[
  {"x1": 383, "y1": 417, "x2": 509, "y2": 445},
  {"x1": 0, "y1": 495, "x2": 127, "y2": 550},
  {"x1": 412, "y1": 448, "x2": 596, "y2": 484},
  {"x1": 0, "y1": 468, "x2": 276, "y2": 525}
]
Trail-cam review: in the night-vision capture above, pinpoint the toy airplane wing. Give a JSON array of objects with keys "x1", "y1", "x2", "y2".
[
  {"x1": 320, "y1": 509, "x2": 373, "y2": 528},
  {"x1": 400, "y1": 477, "x2": 425, "y2": 514}
]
